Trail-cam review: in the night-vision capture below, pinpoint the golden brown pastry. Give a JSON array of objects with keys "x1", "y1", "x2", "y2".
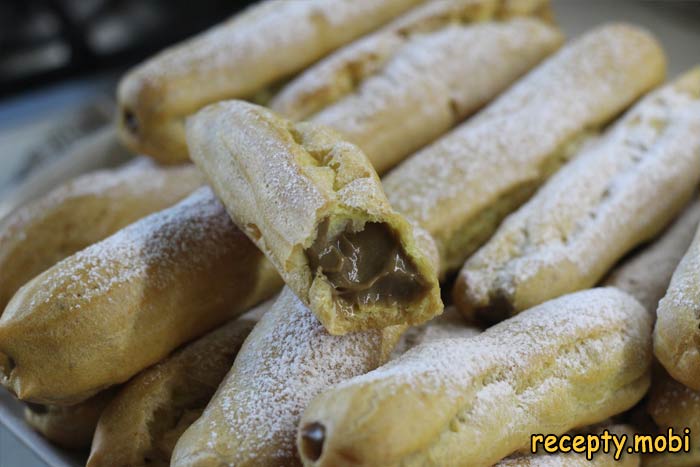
[
  {"x1": 117, "y1": 0, "x2": 424, "y2": 163},
  {"x1": 171, "y1": 223, "x2": 439, "y2": 467},
  {"x1": 297, "y1": 287, "x2": 651, "y2": 467},
  {"x1": 654, "y1": 210, "x2": 700, "y2": 389},
  {"x1": 271, "y1": 0, "x2": 554, "y2": 121},
  {"x1": 454, "y1": 67, "x2": 700, "y2": 324},
  {"x1": 645, "y1": 369, "x2": 700, "y2": 467},
  {"x1": 24, "y1": 390, "x2": 117, "y2": 450},
  {"x1": 0, "y1": 160, "x2": 203, "y2": 311},
  {"x1": 605, "y1": 197, "x2": 700, "y2": 313},
  {"x1": 271, "y1": 11, "x2": 561, "y2": 172},
  {"x1": 170, "y1": 287, "x2": 405, "y2": 467},
  {"x1": 390, "y1": 306, "x2": 481, "y2": 359},
  {"x1": 496, "y1": 425, "x2": 639, "y2": 467},
  {"x1": 0, "y1": 187, "x2": 282, "y2": 405},
  {"x1": 87, "y1": 309, "x2": 264, "y2": 467},
  {"x1": 187, "y1": 101, "x2": 442, "y2": 335},
  {"x1": 383, "y1": 23, "x2": 666, "y2": 276}
]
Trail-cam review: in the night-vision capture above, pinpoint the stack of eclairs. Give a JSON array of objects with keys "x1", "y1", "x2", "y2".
[{"x1": 1, "y1": 1, "x2": 700, "y2": 466}]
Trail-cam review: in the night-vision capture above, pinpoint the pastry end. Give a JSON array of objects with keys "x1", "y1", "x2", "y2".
[{"x1": 300, "y1": 422, "x2": 326, "y2": 463}]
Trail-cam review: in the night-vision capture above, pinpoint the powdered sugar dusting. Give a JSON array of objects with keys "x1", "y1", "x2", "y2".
[
  {"x1": 459, "y1": 69, "x2": 700, "y2": 310},
  {"x1": 0, "y1": 158, "x2": 173, "y2": 241},
  {"x1": 7, "y1": 187, "x2": 237, "y2": 321},
  {"x1": 390, "y1": 306, "x2": 480, "y2": 359},
  {"x1": 310, "y1": 288, "x2": 650, "y2": 464},
  {"x1": 649, "y1": 371, "x2": 700, "y2": 429},
  {"x1": 187, "y1": 287, "x2": 390, "y2": 463},
  {"x1": 306, "y1": 19, "x2": 561, "y2": 173},
  {"x1": 127, "y1": 0, "x2": 421, "y2": 107},
  {"x1": 495, "y1": 425, "x2": 637, "y2": 466},
  {"x1": 383, "y1": 24, "x2": 663, "y2": 251},
  {"x1": 341, "y1": 289, "x2": 647, "y2": 391}
]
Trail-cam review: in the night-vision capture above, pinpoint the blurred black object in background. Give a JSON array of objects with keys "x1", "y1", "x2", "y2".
[{"x1": 0, "y1": 0, "x2": 255, "y2": 98}]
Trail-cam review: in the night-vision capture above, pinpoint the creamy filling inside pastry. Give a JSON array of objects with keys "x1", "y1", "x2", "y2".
[{"x1": 306, "y1": 221, "x2": 428, "y2": 313}]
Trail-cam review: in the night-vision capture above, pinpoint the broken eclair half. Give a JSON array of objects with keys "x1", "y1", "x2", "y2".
[{"x1": 186, "y1": 100, "x2": 442, "y2": 335}]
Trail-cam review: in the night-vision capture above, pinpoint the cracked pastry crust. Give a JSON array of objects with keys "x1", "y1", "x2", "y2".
[
  {"x1": 383, "y1": 23, "x2": 666, "y2": 277},
  {"x1": 24, "y1": 390, "x2": 117, "y2": 450},
  {"x1": 117, "y1": 0, "x2": 423, "y2": 163},
  {"x1": 297, "y1": 288, "x2": 651, "y2": 467},
  {"x1": 171, "y1": 221, "x2": 438, "y2": 467},
  {"x1": 454, "y1": 68, "x2": 700, "y2": 324},
  {"x1": 186, "y1": 101, "x2": 442, "y2": 335},
  {"x1": 87, "y1": 309, "x2": 264, "y2": 467},
  {"x1": 271, "y1": 4, "x2": 561, "y2": 173},
  {"x1": 0, "y1": 160, "x2": 203, "y2": 312},
  {"x1": 605, "y1": 197, "x2": 700, "y2": 313},
  {"x1": 645, "y1": 368, "x2": 700, "y2": 467},
  {"x1": 0, "y1": 187, "x2": 282, "y2": 405},
  {"x1": 496, "y1": 425, "x2": 639, "y2": 467}
]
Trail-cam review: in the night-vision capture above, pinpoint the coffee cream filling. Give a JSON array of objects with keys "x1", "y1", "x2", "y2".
[{"x1": 306, "y1": 220, "x2": 428, "y2": 315}]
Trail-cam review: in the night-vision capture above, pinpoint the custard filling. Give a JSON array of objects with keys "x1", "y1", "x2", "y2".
[{"x1": 307, "y1": 221, "x2": 428, "y2": 312}]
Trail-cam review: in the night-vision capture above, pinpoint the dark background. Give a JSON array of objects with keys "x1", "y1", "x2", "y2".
[
  {"x1": 0, "y1": 0, "x2": 257, "y2": 98},
  {"x1": 2, "y1": 0, "x2": 700, "y2": 100}
]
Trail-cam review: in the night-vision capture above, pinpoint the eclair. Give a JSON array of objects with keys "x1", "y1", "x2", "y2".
[
  {"x1": 24, "y1": 390, "x2": 117, "y2": 450},
  {"x1": 605, "y1": 198, "x2": 700, "y2": 313},
  {"x1": 0, "y1": 187, "x2": 282, "y2": 404},
  {"x1": 454, "y1": 67, "x2": 700, "y2": 324},
  {"x1": 272, "y1": 0, "x2": 554, "y2": 121},
  {"x1": 0, "y1": 160, "x2": 203, "y2": 311},
  {"x1": 655, "y1": 206, "x2": 700, "y2": 388},
  {"x1": 645, "y1": 368, "x2": 700, "y2": 467},
  {"x1": 382, "y1": 23, "x2": 666, "y2": 275},
  {"x1": 117, "y1": 0, "x2": 423, "y2": 163},
  {"x1": 87, "y1": 309, "x2": 263, "y2": 467},
  {"x1": 187, "y1": 101, "x2": 442, "y2": 335},
  {"x1": 297, "y1": 288, "x2": 651, "y2": 467},
  {"x1": 172, "y1": 223, "x2": 438, "y2": 467},
  {"x1": 271, "y1": 12, "x2": 562, "y2": 172},
  {"x1": 171, "y1": 288, "x2": 403, "y2": 467}
]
